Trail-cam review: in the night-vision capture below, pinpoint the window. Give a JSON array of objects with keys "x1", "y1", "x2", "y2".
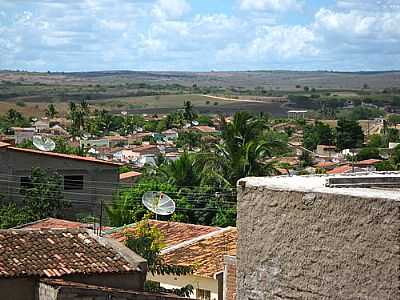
[
  {"x1": 197, "y1": 289, "x2": 211, "y2": 300},
  {"x1": 64, "y1": 175, "x2": 84, "y2": 190},
  {"x1": 20, "y1": 176, "x2": 32, "y2": 189}
]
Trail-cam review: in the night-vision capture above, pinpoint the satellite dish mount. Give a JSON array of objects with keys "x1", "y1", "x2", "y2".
[{"x1": 142, "y1": 191, "x2": 176, "y2": 220}]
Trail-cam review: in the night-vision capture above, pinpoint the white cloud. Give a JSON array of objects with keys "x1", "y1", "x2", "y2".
[
  {"x1": 151, "y1": 0, "x2": 190, "y2": 20},
  {"x1": 315, "y1": 8, "x2": 400, "y2": 39},
  {"x1": 239, "y1": 0, "x2": 304, "y2": 12}
]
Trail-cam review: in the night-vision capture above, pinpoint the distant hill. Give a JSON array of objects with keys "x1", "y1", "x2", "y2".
[{"x1": 1, "y1": 70, "x2": 400, "y2": 90}]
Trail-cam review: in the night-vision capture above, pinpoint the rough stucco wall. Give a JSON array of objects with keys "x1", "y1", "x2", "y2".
[
  {"x1": 0, "y1": 278, "x2": 37, "y2": 300},
  {"x1": 237, "y1": 187, "x2": 400, "y2": 300}
]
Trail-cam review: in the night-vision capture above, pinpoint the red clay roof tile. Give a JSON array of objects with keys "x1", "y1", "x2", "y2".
[
  {"x1": 0, "y1": 229, "x2": 144, "y2": 278},
  {"x1": 162, "y1": 227, "x2": 237, "y2": 278},
  {"x1": 105, "y1": 220, "x2": 219, "y2": 248}
]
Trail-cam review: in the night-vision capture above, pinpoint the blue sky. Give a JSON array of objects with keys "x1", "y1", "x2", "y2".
[{"x1": 0, "y1": 0, "x2": 399, "y2": 72}]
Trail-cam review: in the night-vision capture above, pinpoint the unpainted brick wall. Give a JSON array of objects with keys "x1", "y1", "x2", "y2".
[
  {"x1": 237, "y1": 187, "x2": 400, "y2": 299},
  {"x1": 223, "y1": 256, "x2": 237, "y2": 300}
]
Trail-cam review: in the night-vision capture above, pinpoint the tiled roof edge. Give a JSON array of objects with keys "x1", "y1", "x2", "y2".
[
  {"x1": 89, "y1": 231, "x2": 147, "y2": 274},
  {"x1": 160, "y1": 226, "x2": 235, "y2": 255}
]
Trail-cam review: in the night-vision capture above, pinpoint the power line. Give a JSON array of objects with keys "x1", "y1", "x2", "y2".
[
  {"x1": 0, "y1": 173, "x2": 236, "y2": 191},
  {"x1": 0, "y1": 178, "x2": 237, "y2": 197}
]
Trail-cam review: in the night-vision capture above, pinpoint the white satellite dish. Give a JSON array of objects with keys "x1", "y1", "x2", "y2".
[
  {"x1": 121, "y1": 111, "x2": 128, "y2": 116},
  {"x1": 184, "y1": 123, "x2": 191, "y2": 128},
  {"x1": 142, "y1": 191, "x2": 175, "y2": 219},
  {"x1": 32, "y1": 135, "x2": 56, "y2": 152},
  {"x1": 192, "y1": 120, "x2": 199, "y2": 126}
]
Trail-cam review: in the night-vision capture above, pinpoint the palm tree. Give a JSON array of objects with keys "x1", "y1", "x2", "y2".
[
  {"x1": 158, "y1": 152, "x2": 201, "y2": 188},
  {"x1": 210, "y1": 112, "x2": 282, "y2": 185},
  {"x1": 183, "y1": 101, "x2": 196, "y2": 122},
  {"x1": 45, "y1": 104, "x2": 58, "y2": 119}
]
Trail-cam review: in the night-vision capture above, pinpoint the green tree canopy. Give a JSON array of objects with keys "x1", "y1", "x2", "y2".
[{"x1": 336, "y1": 119, "x2": 364, "y2": 150}]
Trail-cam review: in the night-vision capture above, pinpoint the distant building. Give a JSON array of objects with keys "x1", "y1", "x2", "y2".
[
  {"x1": 316, "y1": 145, "x2": 336, "y2": 158},
  {"x1": 287, "y1": 110, "x2": 307, "y2": 119},
  {"x1": 162, "y1": 129, "x2": 179, "y2": 141},
  {"x1": 0, "y1": 142, "x2": 121, "y2": 217},
  {"x1": 119, "y1": 171, "x2": 142, "y2": 185},
  {"x1": 192, "y1": 126, "x2": 218, "y2": 134},
  {"x1": 11, "y1": 127, "x2": 36, "y2": 144}
]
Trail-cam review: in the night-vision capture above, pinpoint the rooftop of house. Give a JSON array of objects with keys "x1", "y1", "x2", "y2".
[
  {"x1": 104, "y1": 220, "x2": 220, "y2": 248},
  {"x1": 161, "y1": 227, "x2": 237, "y2": 279},
  {"x1": 0, "y1": 142, "x2": 10, "y2": 148},
  {"x1": 355, "y1": 159, "x2": 382, "y2": 165},
  {"x1": 13, "y1": 218, "x2": 113, "y2": 232},
  {"x1": 314, "y1": 161, "x2": 337, "y2": 168},
  {"x1": 13, "y1": 218, "x2": 87, "y2": 230},
  {"x1": 0, "y1": 229, "x2": 146, "y2": 278},
  {"x1": 119, "y1": 171, "x2": 142, "y2": 180},
  {"x1": 4, "y1": 145, "x2": 122, "y2": 166},
  {"x1": 192, "y1": 125, "x2": 218, "y2": 133},
  {"x1": 240, "y1": 173, "x2": 400, "y2": 201},
  {"x1": 326, "y1": 164, "x2": 353, "y2": 174},
  {"x1": 130, "y1": 144, "x2": 160, "y2": 153}
]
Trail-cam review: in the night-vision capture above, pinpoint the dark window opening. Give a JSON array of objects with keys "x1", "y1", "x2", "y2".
[
  {"x1": 20, "y1": 176, "x2": 32, "y2": 189},
  {"x1": 64, "y1": 175, "x2": 84, "y2": 190}
]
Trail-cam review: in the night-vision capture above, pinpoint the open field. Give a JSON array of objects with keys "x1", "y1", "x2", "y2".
[
  {"x1": 0, "y1": 93, "x2": 289, "y2": 117},
  {"x1": 2, "y1": 70, "x2": 400, "y2": 91},
  {"x1": 1, "y1": 70, "x2": 399, "y2": 118}
]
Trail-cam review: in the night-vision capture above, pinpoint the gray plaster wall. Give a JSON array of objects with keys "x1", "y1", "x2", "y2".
[
  {"x1": 237, "y1": 186, "x2": 400, "y2": 299},
  {"x1": 0, "y1": 148, "x2": 119, "y2": 217}
]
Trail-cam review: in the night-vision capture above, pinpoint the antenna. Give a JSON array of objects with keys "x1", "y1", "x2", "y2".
[
  {"x1": 142, "y1": 191, "x2": 175, "y2": 219},
  {"x1": 32, "y1": 135, "x2": 56, "y2": 152}
]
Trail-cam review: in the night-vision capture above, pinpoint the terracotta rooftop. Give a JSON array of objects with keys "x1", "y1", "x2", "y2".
[
  {"x1": 130, "y1": 145, "x2": 160, "y2": 153},
  {"x1": 7, "y1": 146, "x2": 122, "y2": 166},
  {"x1": 355, "y1": 159, "x2": 382, "y2": 165},
  {"x1": 14, "y1": 218, "x2": 86, "y2": 230},
  {"x1": 105, "y1": 220, "x2": 219, "y2": 248},
  {"x1": 192, "y1": 126, "x2": 218, "y2": 133},
  {"x1": 0, "y1": 229, "x2": 146, "y2": 278},
  {"x1": 161, "y1": 227, "x2": 237, "y2": 279},
  {"x1": 314, "y1": 161, "x2": 336, "y2": 168},
  {"x1": 120, "y1": 171, "x2": 142, "y2": 180},
  {"x1": 327, "y1": 164, "x2": 353, "y2": 174}
]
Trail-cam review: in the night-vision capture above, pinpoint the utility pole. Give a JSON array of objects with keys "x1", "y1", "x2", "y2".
[{"x1": 99, "y1": 200, "x2": 103, "y2": 236}]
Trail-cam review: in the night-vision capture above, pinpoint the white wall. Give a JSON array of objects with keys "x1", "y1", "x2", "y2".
[{"x1": 148, "y1": 273, "x2": 219, "y2": 300}]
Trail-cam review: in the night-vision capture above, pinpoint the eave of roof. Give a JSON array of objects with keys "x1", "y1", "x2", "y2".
[{"x1": 7, "y1": 146, "x2": 122, "y2": 166}]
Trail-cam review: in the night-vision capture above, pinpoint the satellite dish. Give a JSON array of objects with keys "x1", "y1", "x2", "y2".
[
  {"x1": 380, "y1": 151, "x2": 389, "y2": 159},
  {"x1": 142, "y1": 191, "x2": 175, "y2": 218},
  {"x1": 184, "y1": 123, "x2": 191, "y2": 128},
  {"x1": 32, "y1": 135, "x2": 56, "y2": 152},
  {"x1": 192, "y1": 120, "x2": 199, "y2": 126},
  {"x1": 137, "y1": 127, "x2": 143, "y2": 132},
  {"x1": 121, "y1": 111, "x2": 128, "y2": 116}
]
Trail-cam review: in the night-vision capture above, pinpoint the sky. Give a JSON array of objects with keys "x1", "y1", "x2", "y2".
[{"x1": 0, "y1": 0, "x2": 399, "y2": 72}]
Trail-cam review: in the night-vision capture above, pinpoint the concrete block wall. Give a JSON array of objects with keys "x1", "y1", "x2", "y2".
[{"x1": 237, "y1": 182, "x2": 400, "y2": 299}]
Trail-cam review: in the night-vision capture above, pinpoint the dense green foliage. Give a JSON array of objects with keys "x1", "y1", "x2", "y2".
[
  {"x1": 336, "y1": 119, "x2": 365, "y2": 150},
  {"x1": 0, "y1": 168, "x2": 69, "y2": 228},
  {"x1": 303, "y1": 121, "x2": 334, "y2": 150},
  {"x1": 0, "y1": 109, "x2": 30, "y2": 134}
]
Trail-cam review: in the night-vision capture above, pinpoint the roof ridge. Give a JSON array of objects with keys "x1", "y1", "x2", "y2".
[{"x1": 160, "y1": 226, "x2": 235, "y2": 255}]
